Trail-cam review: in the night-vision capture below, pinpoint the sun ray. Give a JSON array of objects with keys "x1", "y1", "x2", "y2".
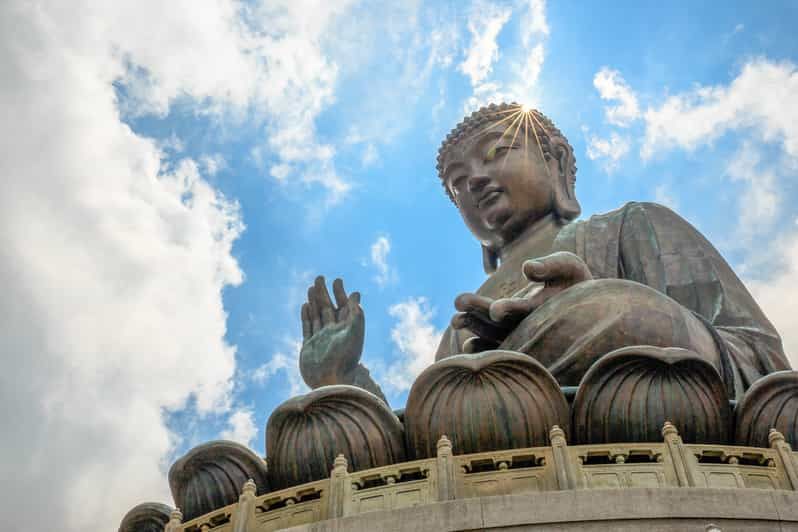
[
  {"x1": 451, "y1": 106, "x2": 523, "y2": 150},
  {"x1": 526, "y1": 110, "x2": 552, "y2": 181},
  {"x1": 486, "y1": 109, "x2": 524, "y2": 157},
  {"x1": 523, "y1": 110, "x2": 529, "y2": 169},
  {"x1": 498, "y1": 110, "x2": 526, "y2": 174}
]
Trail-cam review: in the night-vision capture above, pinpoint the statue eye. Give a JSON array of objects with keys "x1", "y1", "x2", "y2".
[{"x1": 485, "y1": 145, "x2": 516, "y2": 162}]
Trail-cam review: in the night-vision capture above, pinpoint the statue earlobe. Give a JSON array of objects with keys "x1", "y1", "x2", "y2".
[
  {"x1": 551, "y1": 138, "x2": 581, "y2": 221},
  {"x1": 482, "y1": 245, "x2": 498, "y2": 274}
]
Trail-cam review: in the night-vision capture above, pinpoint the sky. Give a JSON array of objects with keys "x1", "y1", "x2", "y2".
[{"x1": 2, "y1": 1, "x2": 798, "y2": 530}]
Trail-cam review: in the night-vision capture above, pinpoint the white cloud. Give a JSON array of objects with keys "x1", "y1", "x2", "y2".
[
  {"x1": 462, "y1": 0, "x2": 550, "y2": 112},
  {"x1": 361, "y1": 143, "x2": 379, "y2": 167},
  {"x1": 252, "y1": 338, "x2": 308, "y2": 399},
  {"x1": 344, "y1": 129, "x2": 380, "y2": 167},
  {"x1": 747, "y1": 231, "x2": 798, "y2": 368},
  {"x1": 585, "y1": 131, "x2": 631, "y2": 172},
  {"x1": 725, "y1": 142, "x2": 780, "y2": 241},
  {"x1": 220, "y1": 409, "x2": 258, "y2": 448},
  {"x1": 0, "y1": 1, "x2": 359, "y2": 530},
  {"x1": 593, "y1": 67, "x2": 641, "y2": 127},
  {"x1": 370, "y1": 235, "x2": 397, "y2": 287},
  {"x1": 117, "y1": 0, "x2": 354, "y2": 205},
  {"x1": 641, "y1": 59, "x2": 798, "y2": 160},
  {"x1": 200, "y1": 154, "x2": 226, "y2": 177},
  {"x1": 383, "y1": 298, "x2": 444, "y2": 393},
  {"x1": 459, "y1": 2, "x2": 513, "y2": 87},
  {"x1": 520, "y1": 0, "x2": 549, "y2": 45}
]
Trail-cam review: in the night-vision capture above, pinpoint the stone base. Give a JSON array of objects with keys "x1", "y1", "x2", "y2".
[{"x1": 283, "y1": 488, "x2": 798, "y2": 532}]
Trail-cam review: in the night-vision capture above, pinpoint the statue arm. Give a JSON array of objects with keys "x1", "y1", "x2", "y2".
[{"x1": 617, "y1": 202, "x2": 790, "y2": 393}]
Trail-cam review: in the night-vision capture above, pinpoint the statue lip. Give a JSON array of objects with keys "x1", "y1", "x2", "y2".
[{"x1": 476, "y1": 187, "x2": 503, "y2": 209}]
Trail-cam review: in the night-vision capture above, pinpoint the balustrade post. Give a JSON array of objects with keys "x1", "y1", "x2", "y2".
[
  {"x1": 435, "y1": 435, "x2": 456, "y2": 501},
  {"x1": 769, "y1": 429, "x2": 798, "y2": 490},
  {"x1": 662, "y1": 421, "x2": 698, "y2": 487},
  {"x1": 549, "y1": 426, "x2": 577, "y2": 490},
  {"x1": 328, "y1": 454, "x2": 349, "y2": 519},
  {"x1": 164, "y1": 508, "x2": 183, "y2": 532},
  {"x1": 232, "y1": 479, "x2": 257, "y2": 532}
]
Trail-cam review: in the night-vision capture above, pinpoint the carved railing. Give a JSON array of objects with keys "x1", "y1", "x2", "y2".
[{"x1": 165, "y1": 425, "x2": 798, "y2": 532}]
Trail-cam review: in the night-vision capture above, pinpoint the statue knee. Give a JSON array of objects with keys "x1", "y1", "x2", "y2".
[{"x1": 502, "y1": 279, "x2": 721, "y2": 385}]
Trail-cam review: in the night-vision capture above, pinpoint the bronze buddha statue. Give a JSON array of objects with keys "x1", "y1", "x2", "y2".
[
  {"x1": 300, "y1": 103, "x2": 790, "y2": 403},
  {"x1": 139, "y1": 104, "x2": 798, "y2": 528}
]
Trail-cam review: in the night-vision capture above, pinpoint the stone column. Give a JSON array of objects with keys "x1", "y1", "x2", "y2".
[
  {"x1": 549, "y1": 426, "x2": 577, "y2": 490},
  {"x1": 435, "y1": 435, "x2": 456, "y2": 501},
  {"x1": 232, "y1": 479, "x2": 257, "y2": 532},
  {"x1": 328, "y1": 454, "x2": 349, "y2": 519},
  {"x1": 769, "y1": 429, "x2": 798, "y2": 490},
  {"x1": 662, "y1": 421, "x2": 698, "y2": 487},
  {"x1": 164, "y1": 508, "x2": 183, "y2": 532}
]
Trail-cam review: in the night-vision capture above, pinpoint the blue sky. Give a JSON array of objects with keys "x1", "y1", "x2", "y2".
[{"x1": 3, "y1": 1, "x2": 798, "y2": 530}]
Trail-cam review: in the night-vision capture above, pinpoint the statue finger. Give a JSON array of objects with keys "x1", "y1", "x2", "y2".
[
  {"x1": 301, "y1": 303, "x2": 312, "y2": 339},
  {"x1": 332, "y1": 278, "x2": 348, "y2": 310},
  {"x1": 343, "y1": 291, "x2": 361, "y2": 321},
  {"x1": 454, "y1": 292, "x2": 494, "y2": 316},
  {"x1": 489, "y1": 297, "x2": 536, "y2": 324},
  {"x1": 314, "y1": 276, "x2": 335, "y2": 325},
  {"x1": 451, "y1": 311, "x2": 508, "y2": 344},
  {"x1": 463, "y1": 336, "x2": 500, "y2": 354},
  {"x1": 522, "y1": 251, "x2": 592, "y2": 284},
  {"x1": 308, "y1": 286, "x2": 322, "y2": 333}
]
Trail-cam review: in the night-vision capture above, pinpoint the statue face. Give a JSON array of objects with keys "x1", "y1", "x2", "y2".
[{"x1": 441, "y1": 122, "x2": 558, "y2": 249}]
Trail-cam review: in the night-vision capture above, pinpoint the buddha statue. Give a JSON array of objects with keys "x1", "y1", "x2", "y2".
[
  {"x1": 297, "y1": 103, "x2": 793, "y2": 453},
  {"x1": 125, "y1": 104, "x2": 798, "y2": 528},
  {"x1": 301, "y1": 103, "x2": 789, "y2": 398}
]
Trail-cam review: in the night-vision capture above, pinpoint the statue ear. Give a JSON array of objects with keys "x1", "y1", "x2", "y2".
[
  {"x1": 482, "y1": 245, "x2": 498, "y2": 274},
  {"x1": 550, "y1": 137, "x2": 581, "y2": 221}
]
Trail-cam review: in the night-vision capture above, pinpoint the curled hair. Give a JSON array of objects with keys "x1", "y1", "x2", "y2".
[{"x1": 436, "y1": 103, "x2": 578, "y2": 216}]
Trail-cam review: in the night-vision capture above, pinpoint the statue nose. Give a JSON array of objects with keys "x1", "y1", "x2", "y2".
[{"x1": 467, "y1": 174, "x2": 490, "y2": 195}]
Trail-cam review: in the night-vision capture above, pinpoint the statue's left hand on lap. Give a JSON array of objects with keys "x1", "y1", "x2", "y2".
[{"x1": 452, "y1": 252, "x2": 592, "y2": 353}]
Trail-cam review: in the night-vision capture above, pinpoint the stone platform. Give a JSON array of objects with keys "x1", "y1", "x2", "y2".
[
  {"x1": 285, "y1": 488, "x2": 798, "y2": 531},
  {"x1": 163, "y1": 425, "x2": 798, "y2": 532}
]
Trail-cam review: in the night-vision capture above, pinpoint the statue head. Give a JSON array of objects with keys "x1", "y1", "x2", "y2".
[{"x1": 437, "y1": 103, "x2": 579, "y2": 272}]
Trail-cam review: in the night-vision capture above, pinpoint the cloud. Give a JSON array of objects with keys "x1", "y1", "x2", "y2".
[
  {"x1": 747, "y1": 230, "x2": 798, "y2": 368},
  {"x1": 361, "y1": 143, "x2": 379, "y2": 167},
  {"x1": 116, "y1": 0, "x2": 355, "y2": 205},
  {"x1": 461, "y1": 0, "x2": 550, "y2": 111},
  {"x1": 724, "y1": 141, "x2": 780, "y2": 240},
  {"x1": 0, "y1": 1, "x2": 359, "y2": 530},
  {"x1": 382, "y1": 298, "x2": 444, "y2": 393},
  {"x1": 641, "y1": 59, "x2": 798, "y2": 160},
  {"x1": 593, "y1": 67, "x2": 641, "y2": 127},
  {"x1": 200, "y1": 154, "x2": 226, "y2": 176},
  {"x1": 219, "y1": 409, "x2": 258, "y2": 448},
  {"x1": 585, "y1": 131, "x2": 631, "y2": 172},
  {"x1": 252, "y1": 338, "x2": 308, "y2": 399},
  {"x1": 369, "y1": 235, "x2": 397, "y2": 287},
  {"x1": 520, "y1": 0, "x2": 549, "y2": 44},
  {"x1": 459, "y1": 2, "x2": 513, "y2": 87}
]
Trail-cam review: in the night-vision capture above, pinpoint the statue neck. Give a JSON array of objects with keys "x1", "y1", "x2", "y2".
[{"x1": 496, "y1": 213, "x2": 564, "y2": 266}]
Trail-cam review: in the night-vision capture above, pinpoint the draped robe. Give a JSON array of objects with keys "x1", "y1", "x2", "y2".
[{"x1": 436, "y1": 202, "x2": 790, "y2": 399}]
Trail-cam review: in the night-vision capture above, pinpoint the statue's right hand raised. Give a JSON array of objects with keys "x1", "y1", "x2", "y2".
[{"x1": 299, "y1": 276, "x2": 365, "y2": 389}]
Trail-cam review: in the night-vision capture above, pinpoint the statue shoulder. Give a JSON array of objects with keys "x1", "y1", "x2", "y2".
[{"x1": 584, "y1": 201, "x2": 695, "y2": 236}]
